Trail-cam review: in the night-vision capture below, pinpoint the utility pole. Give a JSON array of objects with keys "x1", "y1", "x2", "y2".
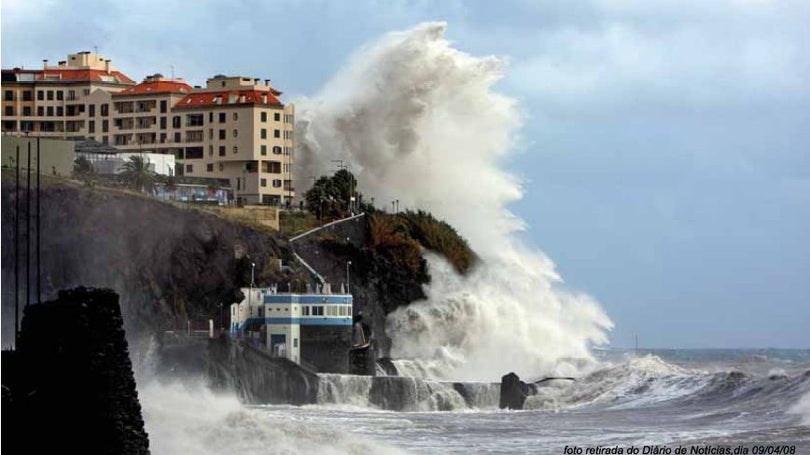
[{"x1": 346, "y1": 261, "x2": 352, "y2": 294}]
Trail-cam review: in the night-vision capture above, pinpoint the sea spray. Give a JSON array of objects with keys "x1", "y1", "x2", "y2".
[
  {"x1": 138, "y1": 379, "x2": 406, "y2": 455},
  {"x1": 297, "y1": 22, "x2": 612, "y2": 381}
]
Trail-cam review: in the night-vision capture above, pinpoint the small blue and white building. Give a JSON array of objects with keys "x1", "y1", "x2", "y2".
[{"x1": 230, "y1": 286, "x2": 354, "y2": 373}]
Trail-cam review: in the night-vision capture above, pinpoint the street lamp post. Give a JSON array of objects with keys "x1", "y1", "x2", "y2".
[
  {"x1": 248, "y1": 262, "x2": 256, "y2": 325},
  {"x1": 346, "y1": 261, "x2": 352, "y2": 294}
]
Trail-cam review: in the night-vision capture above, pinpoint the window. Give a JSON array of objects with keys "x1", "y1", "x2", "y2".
[
  {"x1": 46, "y1": 107, "x2": 53, "y2": 116},
  {"x1": 37, "y1": 107, "x2": 44, "y2": 116},
  {"x1": 102, "y1": 120, "x2": 109, "y2": 132},
  {"x1": 172, "y1": 116, "x2": 181, "y2": 128},
  {"x1": 261, "y1": 112, "x2": 267, "y2": 122},
  {"x1": 261, "y1": 129, "x2": 267, "y2": 139},
  {"x1": 303, "y1": 306, "x2": 310, "y2": 316},
  {"x1": 101, "y1": 104, "x2": 109, "y2": 116},
  {"x1": 272, "y1": 179, "x2": 282, "y2": 188},
  {"x1": 160, "y1": 100, "x2": 167, "y2": 113},
  {"x1": 160, "y1": 117, "x2": 167, "y2": 129},
  {"x1": 4, "y1": 106, "x2": 13, "y2": 116},
  {"x1": 88, "y1": 121, "x2": 95, "y2": 133},
  {"x1": 274, "y1": 112, "x2": 280, "y2": 122},
  {"x1": 160, "y1": 133, "x2": 167, "y2": 143},
  {"x1": 22, "y1": 91, "x2": 32, "y2": 101},
  {"x1": 293, "y1": 338, "x2": 298, "y2": 348},
  {"x1": 4, "y1": 91, "x2": 13, "y2": 101},
  {"x1": 67, "y1": 90, "x2": 76, "y2": 101},
  {"x1": 102, "y1": 136, "x2": 109, "y2": 145},
  {"x1": 233, "y1": 146, "x2": 238, "y2": 154},
  {"x1": 274, "y1": 129, "x2": 280, "y2": 138},
  {"x1": 209, "y1": 112, "x2": 213, "y2": 123},
  {"x1": 186, "y1": 113, "x2": 204, "y2": 127},
  {"x1": 260, "y1": 145, "x2": 267, "y2": 156},
  {"x1": 218, "y1": 129, "x2": 226, "y2": 140},
  {"x1": 37, "y1": 91, "x2": 44, "y2": 101},
  {"x1": 174, "y1": 132, "x2": 181, "y2": 142},
  {"x1": 56, "y1": 107, "x2": 63, "y2": 116},
  {"x1": 47, "y1": 90, "x2": 54, "y2": 101},
  {"x1": 219, "y1": 146, "x2": 226, "y2": 156},
  {"x1": 245, "y1": 161, "x2": 258, "y2": 173},
  {"x1": 209, "y1": 145, "x2": 213, "y2": 156},
  {"x1": 186, "y1": 164, "x2": 193, "y2": 173},
  {"x1": 233, "y1": 112, "x2": 238, "y2": 121},
  {"x1": 260, "y1": 178, "x2": 267, "y2": 187},
  {"x1": 272, "y1": 146, "x2": 282, "y2": 155},
  {"x1": 56, "y1": 91, "x2": 64, "y2": 101},
  {"x1": 83, "y1": 89, "x2": 90, "y2": 96},
  {"x1": 209, "y1": 129, "x2": 213, "y2": 140},
  {"x1": 312, "y1": 306, "x2": 324, "y2": 316},
  {"x1": 89, "y1": 104, "x2": 95, "y2": 117},
  {"x1": 23, "y1": 107, "x2": 32, "y2": 116},
  {"x1": 233, "y1": 129, "x2": 237, "y2": 138},
  {"x1": 207, "y1": 163, "x2": 214, "y2": 172},
  {"x1": 219, "y1": 112, "x2": 225, "y2": 123}
]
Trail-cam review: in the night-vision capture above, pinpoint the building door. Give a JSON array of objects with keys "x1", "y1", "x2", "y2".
[{"x1": 270, "y1": 334, "x2": 287, "y2": 357}]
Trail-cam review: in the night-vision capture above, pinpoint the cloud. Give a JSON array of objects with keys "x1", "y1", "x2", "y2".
[{"x1": 501, "y1": 4, "x2": 810, "y2": 115}]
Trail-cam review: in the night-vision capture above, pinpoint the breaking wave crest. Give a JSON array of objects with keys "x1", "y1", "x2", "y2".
[
  {"x1": 297, "y1": 22, "x2": 612, "y2": 381},
  {"x1": 524, "y1": 355, "x2": 810, "y2": 413}
]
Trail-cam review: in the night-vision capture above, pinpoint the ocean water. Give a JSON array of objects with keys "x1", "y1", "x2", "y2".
[{"x1": 140, "y1": 349, "x2": 810, "y2": 454}]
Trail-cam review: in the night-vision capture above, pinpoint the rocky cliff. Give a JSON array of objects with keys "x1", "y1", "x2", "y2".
[
  {"x1": 1, "y1": 177, "x2": 474, "y2": 359},
  {"x1": 1, "y1": 179, "x2": 296, "y2": 348}
]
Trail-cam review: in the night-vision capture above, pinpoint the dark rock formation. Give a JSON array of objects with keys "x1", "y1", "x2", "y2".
[
  {"x1": 157, "y1": 335, "x2": 320, "y2": 405},
  {"x1": 292, "y1": 215, "x2": 428, "y2": 356},
  {"x1": 0, "y1": 180, "x2": 294, "y2": 348},
  {"x1": 3, "y1": 287, "x2": 150, "y2": 454},
  {"x1": 499, "y1": 372, "x2": 536, "y2": 410}
]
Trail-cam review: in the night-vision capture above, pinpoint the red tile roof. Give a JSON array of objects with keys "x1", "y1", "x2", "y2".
[
  {"x1": 2, "y1": 68, "x2": 135, "y2": 84},
  {"x1": 173, "y1": 90, "x2": 283, "y2": 109},
  {"x1": 115, "y1": 80, "x2": 193, "y2": 96}
]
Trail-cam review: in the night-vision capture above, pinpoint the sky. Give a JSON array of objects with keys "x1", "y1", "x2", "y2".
[{"x1": 3, "y1": 0, "x2": 809, "y2": 349}]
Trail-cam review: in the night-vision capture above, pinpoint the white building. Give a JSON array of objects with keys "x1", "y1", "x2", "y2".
[{"x1": 230, "y1": 287, "x2": 353, "y2": 371}]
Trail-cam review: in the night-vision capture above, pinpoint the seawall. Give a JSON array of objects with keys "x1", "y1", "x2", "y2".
[{"x1": 2, "y1": 287, "x2": 150, "y2": 454}]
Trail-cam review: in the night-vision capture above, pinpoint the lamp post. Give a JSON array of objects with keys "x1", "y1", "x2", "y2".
[
  {"x1": 346, "y1": 261, "x2": 352, "y2": 294},
  {"x1": 248, "y1": 262, "x2": 255, "y2": 326}
]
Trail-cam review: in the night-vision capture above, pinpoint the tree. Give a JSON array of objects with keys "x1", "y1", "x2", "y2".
[
  {"x1": 119, "y1": 155, "x2": 156, "y2": 194},
  {"x1": 73, "y1": 156, "x2": 96, "y2": 186},
  {"x1": 304, "y1": 170, "x2": 361, "y2": 219}
]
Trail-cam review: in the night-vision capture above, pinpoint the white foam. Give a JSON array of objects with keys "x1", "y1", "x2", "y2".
[
  {"x1": 138, "y1": 379, "x2": 406, "y2": 455},
  {"x1": 298, "y1": 23, "x2": 613, "y2": 381},
  {"x1": 788, "y1": 390, "x2": 810, "y2": 426}
]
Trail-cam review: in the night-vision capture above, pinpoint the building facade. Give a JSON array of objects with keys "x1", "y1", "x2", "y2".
[
  {"x1": 2, "y1": 52, "x2": 295, "y2": 205},
  {"x1": 230, "y1": 287, "x2": 353, "y2": 373}
]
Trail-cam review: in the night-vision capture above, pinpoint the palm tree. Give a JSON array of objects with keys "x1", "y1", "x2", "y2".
[{"x1": 119, "y1": 155, "x2": 156, "y2": 194}]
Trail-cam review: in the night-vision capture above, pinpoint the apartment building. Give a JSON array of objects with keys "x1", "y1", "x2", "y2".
[
  {"x1": 1, "y1": 51, "x2": 135, "y2": 136},
  {"x1": 169, "y1": 75, "x2": 295, "y2": 206},
  {"x1": 2, "y1": 52, "x2": 296, "y2": 205}
]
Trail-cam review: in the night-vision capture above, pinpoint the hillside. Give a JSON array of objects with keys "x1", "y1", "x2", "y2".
[{"x1": 1, "y1": 176, "x2": 476, "y2": 356}]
